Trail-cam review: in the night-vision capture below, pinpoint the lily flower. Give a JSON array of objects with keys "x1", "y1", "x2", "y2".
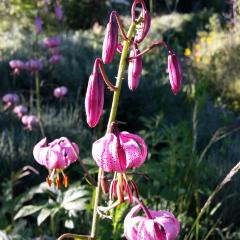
[
  {"x1": 33, "y1": 137, "x2": 79, "y2": 189},
  {"x1": 25, "y1": 59, "x2": 43, "y2": 73},
  {"x1": 21, "y1": 115, "x2": 40, "y2": 131},
  {"x1": 92, "y1": 123, "x2": 147, "y2": 202},
  {"x1": 2, "y1": 93, "x2": 20, "y2": 110},
  {"x1": 53, "y1": 86, "x2": 68, "y2": 99},
  {"x1": 9, "y1": 60, "x2": 25, "y2": 75},
  {"x1": 13, "y1": 105, "x2": 28, "y2": 119},
  {"x1": 124, "y1": 204, "x2": 180, "y2": 240}
]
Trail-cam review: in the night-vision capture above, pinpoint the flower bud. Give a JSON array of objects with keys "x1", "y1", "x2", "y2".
[
  {"x1": 53, "y1": 86, "x2": 68, "y2": 99},
  {"x1": 85, "y1": 61, "x2": 104, "y2": 128},
  {"x1": 168, "y1": 53, "x2": 182, "y2": 95},
  {"x1": 43, "y1": 36, "x2": 61, "y2": 49},
  {"x1": 128, "y1": 45, "x2": 142, "y2": 90},
  {"x1": 13, "y1": 105, "x2": 28, "y2": 119},
  {"x1": 54, "y1": 4, "x2": 63, "y2": 21},
  {"x1": 102, "y1": 12, "x2": 118, "y2": 64}
]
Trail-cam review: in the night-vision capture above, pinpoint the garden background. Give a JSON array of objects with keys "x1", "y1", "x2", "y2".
[{"x1": 0, "y1": 0, "x2": 240, "y2": 239}]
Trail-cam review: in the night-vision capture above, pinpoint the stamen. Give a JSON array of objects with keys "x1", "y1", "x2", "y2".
[{"x1": 46, "y1": 175, "x2": 52, "y2": 186}]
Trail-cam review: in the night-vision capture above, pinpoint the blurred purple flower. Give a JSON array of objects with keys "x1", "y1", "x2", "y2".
[
  {"x1": 49, "y1": 52, "x2": 63, "y2": 64},
  {"x1": 13, "y1": 105, "x2": 28, "y2": 119},
  {"x1": 22, "y1": 115, "x2": 40, "y2": 131},
  {"x1": 54, "y1": 4, "x2": 63, "y2": 21},
  {"x1": 35, "y1": 16, "x2": 42, "y2": 33},
  {"x1": 2, "y1": 93, "x2": 20, "y2": 110},
  {"x1": 43, "y1": 36, "x2": 61, "y2": 49},
  {"x1": 25, "y1": 59, "x2": 43, "y2": 73},
  {"x1": 53, "y1": 86, "x2": 68, "y2": 99},
  {"x1": 9, "y1": 60, "x2": 25, "y2": 75}
]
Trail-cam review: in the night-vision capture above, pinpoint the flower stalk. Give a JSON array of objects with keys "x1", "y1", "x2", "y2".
[{"x1": 90, "y1": 21, "x2": 136, "y2": 239}]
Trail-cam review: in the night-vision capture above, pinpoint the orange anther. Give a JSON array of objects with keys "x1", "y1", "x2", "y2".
[
  {"x1": 63, "y1": 174, "x2": 68, "y2": 188},
  {"x1": 46, "y1": 176, "x2": 52, "y2": 186}
]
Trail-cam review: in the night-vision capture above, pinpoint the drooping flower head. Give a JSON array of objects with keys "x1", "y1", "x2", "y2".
[
  {"x1": 92, "y1": 123, "x2": 147, "y2": 202},
  {"x1": 54, "y1": 4, "x2": 63, "y2": 21},
  {"x1": 128, "y1": 44, "x2": 142, "y2": 91},
  {"x1": 49, "y1": 52, "x2": 63, "y2": 64},
  {"x1": 9, "y1": 60, "x2": 25, "y2": 75},
  {"x1": 2, "y1": 93, "x2": 20, "y2": 110},
  {"x1": 131, "y1": 0, "x2": 151, "y2": 43},
  {"x1": 35, "y1": 15, "x2": 43, "y2": 34},
  {"x1": 92, "y1": 130, "x2": 147, "y2": 172},
  {"x1": 25, "y1": 59, "x2": 43, "y2": 73},
  {"x1": 168, "y1": 52, "x2": 182, "y2": 95},
  {"x1": 124, "y1": 204, "x2": 180, "y2": 240},
  {"x1": 102, "y1": 11, "x2": 118, "y2": 64},
  {"x1": 33, "y1": 137, "x2": 79, "y2": 188},
  {"x1": 85, "y1": 59, "x2": 104, "y2": 128},
  {"x1": 43, "y1": 36, "x2": 61, "y2": 49},
  {"x1": 53, "y1": 86, "x2": 68, "y2": 99},
  {"x1": 13, "y1": 105, "x2": 28, "y2": 119},
  {"x1": 21, "y1": 115, "x2": 40, "y2": 131}
]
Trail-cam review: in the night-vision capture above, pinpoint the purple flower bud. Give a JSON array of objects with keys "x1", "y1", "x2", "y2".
[
  {"x1": 85, "y1": 60, "x2": 104, "y2": 128},
  {"x1": 35, "y1": 16, "x2": 42, "y2": 34},
  {"x1": 128, "y1": 45, "x2": 142, "y2": 91},
  {"x1": 43, "y1": 36, "x2": 61, "y2": 49},
  {"x1": 168, "y1": 53, "x2": 182, "y2": 95},
  {"x1": 102, "y1": 12, "x2": 118, "y2": 64},
  {"x1": 54, "y1": 4, "x2": 63, "y2": 21}
]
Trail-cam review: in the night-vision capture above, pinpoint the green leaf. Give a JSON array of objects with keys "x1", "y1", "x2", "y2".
[
  {"x1": 37, "y1": 208, "x2": 53, "y2": 226},
  {"x1": 14, "y1": 205, "x2": 44, "y2": 220}
]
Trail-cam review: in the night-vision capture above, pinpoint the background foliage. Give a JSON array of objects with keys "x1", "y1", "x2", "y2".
[{"x1": 0, "y1": 0, "x2": 240, "y2": 239}]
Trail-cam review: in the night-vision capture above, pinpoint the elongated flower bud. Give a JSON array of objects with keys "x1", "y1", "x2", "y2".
[
  {"x1": 85, "y1": 60, "x2": 104, "y2": 128},
  {"x1": 102, "y1": 12, "x2": 118, "y2": 64},
  {"x1": 168, "y1": 53, "x2": 182, "y2": 95},
  {"x1": 128, "y1": 45, "x2": 142, "y2": 90}
]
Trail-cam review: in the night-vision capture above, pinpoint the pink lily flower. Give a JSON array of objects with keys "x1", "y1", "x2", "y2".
[
  {"x1": 2, "y1": 93, "x2": 20, "y2": 110},
  {"x1": 43, "y1": 36, "x2": 61, "y2": 49},
  {"x1": 53, "y1": 86, "x2": 68, "y2": 99},
  {"x1": 102, "y1": 11, "x2": 118, "y2": 64},
  {"x1": 13, "y1": 105, "x2": 28, "y2": 119},
  {"x1": 9, "y1": 60, "x2": 25, "y2": 75},
  {"x1": 128, "y1": 44, "x2": 142, "y2": 90},
  {"x1": 92, "y1": 131, "x2": 147, "y2": 172},
  {"x1": 33, "y1": 137, "x2": 79, "y2": 188},
  {"x1": 21, "y1": 115, "x2": 39, "y2": 131},
  {"x1": 85, "y1": 59, "x2": 104, "y2": 128},
  {"x1": 124, "y1": 204, "x2": 180, "y2": 240},
  {"x1": 168, "y1": 53, "x2": 182, "y2": 95}
]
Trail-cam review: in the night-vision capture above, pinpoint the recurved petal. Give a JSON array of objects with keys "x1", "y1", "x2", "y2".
[{"x1": 33, "y1": 138, "x2": 49, "y2": 166}]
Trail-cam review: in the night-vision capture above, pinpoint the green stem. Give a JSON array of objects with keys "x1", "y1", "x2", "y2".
[
  {"x1": 35, "y1": 71, "x2": 45, "y2": 137},
  {"x1": 90, "y1": 21, "x2": 136, "y2": 239}
]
